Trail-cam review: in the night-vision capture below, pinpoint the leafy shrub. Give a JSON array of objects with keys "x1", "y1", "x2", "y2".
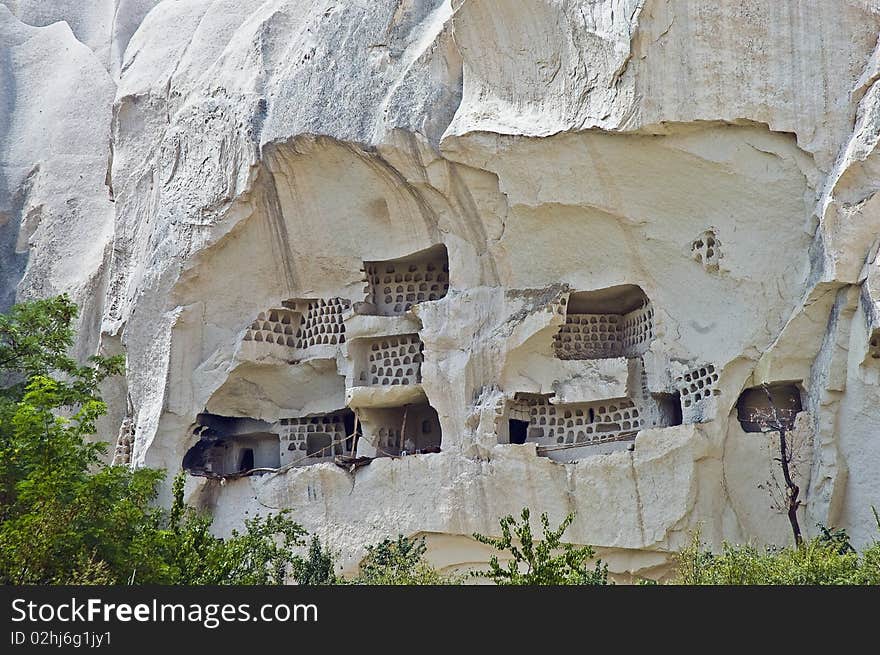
[
  {"x1": 673, "y1": 524, "x2": 880, "y2": 585},
  {"x1": 0, "y1": 295, "x2": 307, "y2": 585},
  {"x1": 293, "y1": 536, "x2": 338, "y2": 585},
  {"x1": 473, "y1": 508, "x2": 610, "y2": 585},
  {"x1": 352, "y1": 535, "x2": 454, "y2": 585},
  {"x1": 140, "y1": 472, "x2": 307, "y2": 585}
]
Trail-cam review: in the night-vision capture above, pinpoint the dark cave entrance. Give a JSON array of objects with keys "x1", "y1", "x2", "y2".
[
  {"x1": 238, "y1": 448, "x2": 254, "y2": 472},
  {"x1": 509, "y1": 419, "x2": 529, "y2": 444}
]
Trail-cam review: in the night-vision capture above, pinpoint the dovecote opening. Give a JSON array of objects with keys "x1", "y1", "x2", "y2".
[
  {"x1": 554, "y1": 285, "x2": 655, "y2": 359},
  {"x1": 677, "y1": 364, "x2": 721, "y2": 410},
  {"x1": 244, "y1": 297, "x2": 351, "y2": 353},
  {"x1": 525, "y1": 397, "x2": 645, "y2": 447},
  {"x1": 183, "y1": 417, "x2": 280, "y2": 478},
  {"x1": 282, "y1": 297, "x2": 350, "y2": 348},
  {"x1": 306, "y1": 433, "x2": 333, "y2": 458},
  {"x1": 243, "y1": 308, "x2": 301, "y2": 349},
  {"x1": 508, "y1": 419, "x2": 529, "y2": 444},
  {"x1": 368, "y1": 403, "x2": 442, "y2": 457},
  {"x1": 359, "y1": 333, "x2": 425, "y2": 386},
  {"x1": 238, "y1": 448, "x2": 255, "y2": 472},
  {"x1": 655, "y1": 392, "x2": 683, "y2": 427},
  {"x1": 278, "y1": 409, "x2": 356, "y2": 466},
  {"x1": 692, "y1": 229, "x2": 722, "y2": 272},
  {"x1": 362, "y1": 244, "x2": 449, "y2": 316},
  {"x1": 736, "y1": 383, "x2": 803, "y2": 433},
  {"x1": 502, "y1": 384, "x2": 682, "y2": 461}
]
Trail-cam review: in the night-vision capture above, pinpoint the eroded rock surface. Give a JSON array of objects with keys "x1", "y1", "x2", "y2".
[{"x1": 3, "y1": 0, "x2": 880, "y2": 578}]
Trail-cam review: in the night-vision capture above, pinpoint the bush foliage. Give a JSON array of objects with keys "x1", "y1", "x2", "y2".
[
  {"x1": 350, "y1": 535, "x2": 455, "y2": 585},
  {"x1": 673, "y1": 521, "x2": 880, "y2": 585},
  {"x1": 473, "y1": 508, "x2": 610, "y2": 585},
  {"x1": 0, "y1": 295, "x2": 306, "y2": 584}
]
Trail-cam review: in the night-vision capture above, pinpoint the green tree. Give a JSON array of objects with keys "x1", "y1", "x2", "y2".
[
  {"x1": 472, "y1": 508, "x2": 610, "y2": 585},
  {"x1": 135, "y1": 472, "x2": 307, "y2": 585},
  {"x1": 293, "y1": 536, "x2": 338, "y2": 585},
  {"x1": 0, "y1": 295, "x2": 147, "y2": 583},
  {"x1": 0, "y1": 295, "x2": 307, "y2": 585},
  {"x1": 352, "y1": 535, "x2": 453, "y2": 585}
]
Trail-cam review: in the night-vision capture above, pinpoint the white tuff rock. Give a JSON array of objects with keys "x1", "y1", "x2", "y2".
[{"x1": 2, "y1": 0, "x2": 880, "y2": 579}]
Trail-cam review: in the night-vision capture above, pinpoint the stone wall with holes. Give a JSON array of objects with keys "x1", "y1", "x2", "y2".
[
  {"x1": 676, "y1": 364, "x2": 720, "y2": 423},
  {"x1": 278, "y1": 412, "x2": 351, "y2": 465},
  {"x1": 375, "y1": 423, "x2": 403, "y2": 455},
  {"x1": 524, "y1": 397, "x2": 645, "y2": 449},
  {"x1": 363, "y1": 255, "x2": 450, "y2": 316},
  {"x1": 362, "y1": 334, "x2": 424, "y2": 386},
  {"x1": 554, "y1": 313, "x2": 622, "y2": 358},
  {"x1": 290, "y1": 298, "x2": 350, "y2": 347},
  {"x1": 243, "y1": 308, "x2": 302, "y2": 349},
  {"x1": 554, "y1": 304, "x2": 655, "y2": 359},
  {"x1": 691, "y1": 230, "x2": 721, "y2": 272},
  {"x1": 620, "y1": 305, "x2": 655, "y2": 355},
  {"x1": 243, "y1": 298, "x2": 350, "y2": 354}
]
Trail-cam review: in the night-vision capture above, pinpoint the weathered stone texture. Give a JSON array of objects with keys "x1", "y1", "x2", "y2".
[{"x1": 3, "y1": 0, "x2": 880, "y2": 577}]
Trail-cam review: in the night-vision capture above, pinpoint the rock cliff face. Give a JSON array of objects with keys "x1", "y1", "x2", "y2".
[{"x1": 3, "y1": 0, "x2": 880, "y2": 579}]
